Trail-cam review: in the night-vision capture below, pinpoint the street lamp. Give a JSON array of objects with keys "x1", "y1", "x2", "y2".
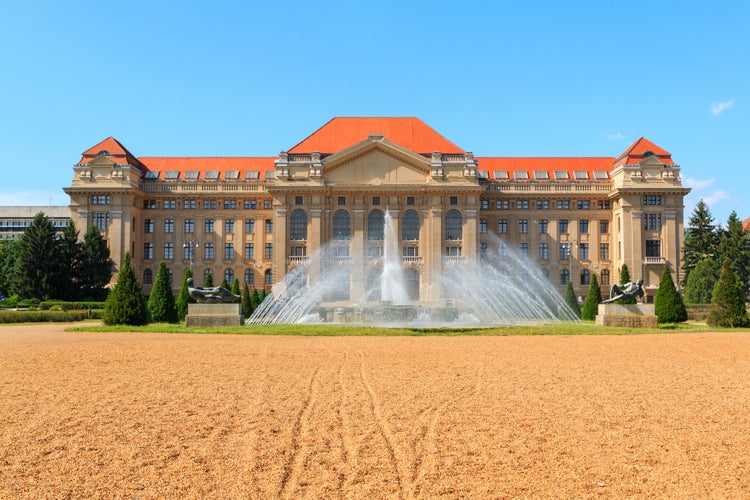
[
  {"x1": 564, "y1": 240, "x2": 577, "y2": 286},
  {"x1": 183, "y1": 240, "x2": 199, "y2": 270}
]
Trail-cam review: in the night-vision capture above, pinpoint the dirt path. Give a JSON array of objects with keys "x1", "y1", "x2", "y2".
[{"x1": 1, "y1": 324, "x2": 749, "y2": 497}]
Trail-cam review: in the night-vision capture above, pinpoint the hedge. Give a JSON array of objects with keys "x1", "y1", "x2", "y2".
[
  {"x1": 38, "y1": 301, "x2": 106, "y2": 311},
  {"x1": 0, "y1": 310, "x2": 101, "y2": 323}
]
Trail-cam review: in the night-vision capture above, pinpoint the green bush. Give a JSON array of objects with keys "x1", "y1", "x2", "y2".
[
  {"x1": 0, "y1": 310, "x2": 90, "y2": 323},
  {"x1": 103, "y1": 252, "x2": 149, "y2": 326},
  {"x1": 708, "y1": 259, "x2": 750, "y2": 327},
  {"x1": 655, "y1": 264, "x2": 688, "y2": 323},
  {"x1": 38, "y1": 301, "x2": 106, "y2": 311},
  {"x1": 581, "y1": 274, "x2": 602, "y2": 321}
]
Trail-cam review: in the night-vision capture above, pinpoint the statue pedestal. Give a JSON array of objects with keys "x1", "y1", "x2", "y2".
[
  {"x1": 185, "y1": 303, "x2": 243, "y2": 327},
  {"x1": 595, "y1": 303, "x2": 657, "y2": 328}
]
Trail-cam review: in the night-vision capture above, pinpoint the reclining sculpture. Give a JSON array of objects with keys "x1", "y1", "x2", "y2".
[
  {"x1": 187, "y1": 278, "x2": 241, "y2": 303},
  {"x1": 602, "y1": 278, "x2": 644, "y2": 304}
]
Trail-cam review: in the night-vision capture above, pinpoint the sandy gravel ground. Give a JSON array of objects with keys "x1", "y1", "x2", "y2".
[{"x1": 1, "y1": 324, "x2": 749, "y2": 498}]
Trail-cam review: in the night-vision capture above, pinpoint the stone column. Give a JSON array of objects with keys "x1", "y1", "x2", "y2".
[
  {"x1": 464, "y1": 209, "x2": 477, "y2": 260},
  {"x1": 350, "y1": 209, "x2": 366, "y2": 300},
  {"x1": 272, "y1": 208, "x2": 288, "y2": 288},
  {"x1": 426, "y1": 208, "x2": 443, "y2": 302}
]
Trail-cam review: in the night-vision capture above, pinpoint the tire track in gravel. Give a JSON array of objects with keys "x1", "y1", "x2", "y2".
[
  {"x1": 278, "y1": 365, "x2": 321, "y2": 499},
  {"x1": 336, "y1": 350, "x2": 358, "y2": 493},
  {"x1": 358, "y1": 350, "x2": 407, "y2": 499}
]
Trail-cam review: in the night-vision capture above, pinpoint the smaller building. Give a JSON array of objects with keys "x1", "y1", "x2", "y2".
[{"x1": 0, "y1": 206, "x2": 71, "y2": 240}]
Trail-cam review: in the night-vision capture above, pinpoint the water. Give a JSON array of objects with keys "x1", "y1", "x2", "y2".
[{"x1": 247, "y1": 209, "x2": 578, "y2": 326}]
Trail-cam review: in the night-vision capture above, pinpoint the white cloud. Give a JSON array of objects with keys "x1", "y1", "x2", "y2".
[
  {"x1": 684, "y1": 177, "x2": 715, "y2": 190},
  {"x1": 702, "y1": 190, "x2": 735, "y2": 206},
  {"x1": 605, "y1": 132, "x2": 625, "y2": 141},
  {"x1": 0, "y1": 191, "x2": 69, "y2": 207},
  {"x1": 710, "y1": 98, "x2": 735, "y2": 116}
]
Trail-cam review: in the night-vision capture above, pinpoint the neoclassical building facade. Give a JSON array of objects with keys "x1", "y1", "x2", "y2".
[{"x1": 64, "y1": 117, "x2": 689, "y2": 302}]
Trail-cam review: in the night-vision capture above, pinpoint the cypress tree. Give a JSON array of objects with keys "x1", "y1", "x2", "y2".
[
  {"x1": 564, "y1": 281, "x2": 581, "y2": 319},
  {"x1": 683, "y1": 258, "x2": 720, "y2": 304},
  {"x1": 147, "y1": 261, "x2": 178, "y2": 323},
  {"x1": 103, "y1": 252, "x2": 148, "y2": 325},
  {"x1": 58, "y1": 221, "x2": 83, "y2": 300},
  {"x1": 221, "y1": 277, "x2": 230, "y2": 290},
  {"x1": 79, "y1": 224, "x2": 114, "y2": 300},
  {"x1": 618, "y1": 264, "x2": 637, "y2": 304},
  {"x1": 708, "y1": 259, "x2": 750, "y2": 327},
  {"x1": 13, "y1": 212, "x2": 61, "y2": 300},
  {"x1": 204, "y1": 271, "x2": 214, "y2": 288},
  {"x1": 655, "y1": 264, "x2": 687, "y2": 323},
  {"x1": 581, "y1": 274, "x2": 602, "y2": 321},
  {"x1": 241, "y1": 282, "x2": 252, "y2": 319},
  {"x1": 250, "y1": 289, "x2": 261, "y2": 310},
  {"x1": 176, "y1": 268, "x2": 193, "y2": 321},
  {"x1": 231, "y1": 278, "x2": 241, "y2": 296}
]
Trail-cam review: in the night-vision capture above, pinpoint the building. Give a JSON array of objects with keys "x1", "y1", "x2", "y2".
[
  {"x1": 0, "y1": 206, "x2": 71, "y2": 240},
  {"x1": 64, "y1": 117, "x2": 689, "y2": 301}
]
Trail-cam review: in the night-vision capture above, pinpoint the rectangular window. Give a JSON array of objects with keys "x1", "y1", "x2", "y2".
[
  {"x1": 498, "y1": 219, "x2": 508, "y2": 234},
  {"x1": 480, "y1": 242, "x2": 488, "y2": 260},
  {"x1": 597, "y1": 200, "x2": 611, "y2": 210},
  {"x1": 539, "y1": 243, "x2": 549, "y2": 260},
  {"x1": 496, "y1": 200, "x2": 509, "y2": 210},
  {"x1": 580, "y1": 243, "x2": 589, "y2": 260},
  {"x1": 450, "y1": 196, "x2": 458, "y2": 205},
  {"x1": 498, "y1": 245, "x2": 508, "y2": 260},
  {"x1": 516, "y1": 200, "x2": 529, "y2": 210},
  {"x1": 518, "y1": 219, "x2": 528, "y2": 234},
  {"x1": 264, "y1": 200, "x2": 272, "y2": 209},
  {"x1": 245, "y1": 243, "x2": 255, "y2": 259},
  {"x1": 183, "y1": 200, "x2": 196, "y2": 209},
  {"x1": 643, "y1": 195, "x2": 662, "y2": 205},
  {"x1": 372, "y1": 196, "x2": 380, "y2": 206},
  {"x1": 560, "y1": 243, "x2": 570, "y2": 260},
  {"x1": 600, "y1": 243, "x2": 610, "y2": 260},
  {"x1": 164, "y1": 219, "x2": 174, "y2": 233},
  {"x1": 577, "y1": 200, "x2": 590, "y2": 210},
  {"x1": 538, "y1": 219, "x2": 548, "y2": 234},
  {"x1": 480, "y1": 200, "x2": 489, "y2": 210},
  {"x1": 646, "y1": 240, "x2": 661, "y2": 257},
  {"x1": 92, "y1": 195, "x2": 111, "y2": 205},
  {"x1": 519, "y1": 243, "x2": 529, "y2": 258},
  {"x1": 536, "y1": 200, "x2": 549, "y2": 210},
  {"x1": 338, "y1": 196, "x2": 346, "y2": 206},
  {"x1": 295, "y1": 196, "x2": 303, "y2": 205},
  {"x1": 164, "y1": 200, "x2": 176, "y2": 209},
  {"x1": 205, "y1": 219, "x2": 214, "y2": 233},
  {"x1": 407, "y1": 196, "x2": 415, "y2": 206},
  {"x1": 556, "y1": 200, "x2": 570, "y2": 210},
  {"x1": 559, "y1": 219, "x2": 569, "y2": 234},
  {"x1": 204, "y1": 242, "x2": 215, "y2": 260},
  {"x1": 223, "y1": 200, "x2": 237, "y2": 209},
  {"x1": 265, "y1": 243, "x2": 273, "y2": 260},
  {"x1": 144, "y1": 242, "x2": 153, "y2": 260},
  {"x1": 224, "y1": 243, "x2": 234, "y2": 259},
  {"x1": 599, "y1": 220, "x2": 609, "y2": 234},
  {"x1": 184, "y1": 219, "x2": 194, "y2": 234},
  {"x1": 164, "y1": 242, "x2": 174, "y2": 260},
  {"x1": 645, "y1": 214, "x2": 662, "y2": 231},
  {"x1": 479, "y1": 219, "x2": 488, "y2": 234},
  {"x1": 144, "y1": 200, "x2": 156, "y2": 209},
  {"x1": 265, "y1": 219, "x2": 273, "y2": 233},
  {"x1": 92, "y1": 212, "x2": 109, "y2": 230},
  {"x1": 249, "y1": 200, "x2": 257, "y2": 209},
  {"x1": 225, "y1": 219, "x2": 235, "y2": 234},
  {"x1": 579, "y1": 219, "x2": 589, "y2": 234},
  {"x1": 204, "y1": 200, "x2": 217, "y2": 210},
  {"x1": 184, "y1": 244, "x2": 195, "y2": 260},
  {"x1": 245, "y1": 219, "x2": 255, "y2": 234},
  {"x1": 144, "y1": 219, "x2": 154, "y2": 233}
]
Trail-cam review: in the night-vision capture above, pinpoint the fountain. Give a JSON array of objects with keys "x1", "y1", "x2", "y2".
[{"x1": 247, "y1": 209, "x2": 578, "y2": 326}]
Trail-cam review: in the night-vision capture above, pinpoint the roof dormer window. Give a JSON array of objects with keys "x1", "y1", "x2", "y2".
[
  {"x1": 97, "y1": 150, "x2": 110, "y2": 157},
  {"x1": 643, "y1": 151, "x2": 655, "y2": 157}
]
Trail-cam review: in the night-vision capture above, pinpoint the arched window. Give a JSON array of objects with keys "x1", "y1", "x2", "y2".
[
  {"x1": 445, "y1": 209, "x2": 463, "y2": 241},
  {"x1": 406, "y1": 268, "x2": 420, "y2": 300},
  {"x1": 601, "y1": 269, "x2": 610, "y2": 286},
  {"x1": 265, "y1": 269, "x2": 273, "y2": 286},
  {"x1": 143, "y1": 269, "x2": 153, "y2": 285},
  {"x1": 225, "y1": 268, "x2": 234, "y2": 285},
  {"x1": 581, "y1": 269, "x2": 590, "y2": 285},
  {"x1": 402, "y1": 210, "x2": 420, "y2": 241},
  {"x1": 245, "y1": 269, "x2": 254, "y2": 286},
  {"x1": 333, "y1": 210, "x2": 351, "y2": 240},
  {"x1": 289, "y1": 209, "x2": 307, "y2": 241},
  {"x1": 166, "y1": 269, "x2": 173, "y2": 287},
  {"x1": 368, "y1": 210, "x2": 384, "y2": 240},
  {"x1": 560, "y1": 269, "x2": 570, "y2": 286},
  {"x1": 204, "y1": 268, "x2": 213, "y2": 286}
]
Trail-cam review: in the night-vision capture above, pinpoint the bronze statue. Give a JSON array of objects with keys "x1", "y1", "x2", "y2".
[
  {"x1": 187, "y1": 278, "x2": 241, "y2": 303},
  {"x1": 602, "y1": 279, "x2": 644, "y2": 304}
]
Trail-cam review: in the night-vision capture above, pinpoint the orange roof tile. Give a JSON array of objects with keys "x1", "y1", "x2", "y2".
[
  {"x1": 138, "y1": 157, "x2": 276, "y2": 179},
  {"x1": 615, "y1": 137, "x2": 674, "y2": 166},
  {"x1": 476, "y1": 157, "x2": 615, "y2": 181},
  {"x1": 288, "y1": 117, "x2": 464, "y2": 155},
  {"x1": 78, "y1": 136, "x2": 143, "y2": 169}
]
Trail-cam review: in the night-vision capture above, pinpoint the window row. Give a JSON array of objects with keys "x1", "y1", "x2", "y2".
[
  {"x1": 144, "y1": 218, "x2": 272, "y2": 234},
  {"x1": 144, "y1": 242, "x2": 273, "y2": 260},
  {"x1": 490, "y1": 219, "x2": 609, "y2": 234},
  {"x1": 487, "y1": 199, "x2": 611, "y2": 210},
  {"x1": 143, "y1": 199, "x2": 273, "y2": 210}
]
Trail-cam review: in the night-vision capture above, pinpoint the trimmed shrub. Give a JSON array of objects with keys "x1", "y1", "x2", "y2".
[
  {"x1": 655, "y1": 264, "x2": 688, "y2": 323},
  {"x1": 147, "y1": 261, "x2": 178, "y2": 323},
  {"x1": 103, "y1": 252, "x2": 149, "y2": 326},
  {"x1": 563, "y1": 281, "x2": 581, "y2": 319},
  {"x1": 708, "y1": 259, "x2": 750, "y2": 327},
  {"x1": 581, "y1": 274, "x2": 602, "y2": 321}
]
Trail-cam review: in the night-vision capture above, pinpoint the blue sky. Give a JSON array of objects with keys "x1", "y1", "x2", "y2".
[{"x1": 1, "y1": 1, "x2": 747, "y2": 225}]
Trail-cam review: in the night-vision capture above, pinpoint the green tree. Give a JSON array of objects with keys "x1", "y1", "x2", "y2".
[
  {"x1": 241, "y1": 282, "x2": 252, "y2": 319},
  {"x1": 204, "y1": 271, "x2": 214, "y2": 288},
  {"x1": 708, "y1": 259, "x2": 750, "y2": 327},
  {"x1": 78, "y1": 224, "x2": 113, "y2": 300},
  {"x1": 683, "y1": 258, "x2": 720, "y2": 304},
  {"x1": 147, "y1": 261, "x2": 178, "y2": 323},
  {"x1": 618, "y1": 264, "x2": 637, "y2": 304},
  {"x1": 58, "y1": 221, "x2": 83, "y2": 300},
  {"x1": 682, "y1": 200, "x2": 719, "y2": 287},
  {"x1": 103, "y1": 252, "x2": 149, "y2": 325},
  {"x1": 13, "y1": 212, "x2": 62, "y2": 300},
  {"x1": 0, "y1": 239, "x2": 20, "y2": 297},
  {"x1": 563, "y1": 281, "x2": 581, "y2": 319},
  {"x1": 654, "y1": 264, "x2": 687, "y2": 323},
  {"x1": 581, "y1": 274, "x2": 601, "y2": 321},
  {"x1": 231, "y1": 278, "x2": 241, "y2": 296},
  {"x1": 250, "y1": 289, "x2": 261, "y2": 310},
  {"x1": 716, "y1": 211, "x2": 750, "y2": 300},
  {"x1": 220, "y1": 277, "x2": 230, "y2": 290},
  {"x1": 176, "y1": 268, "x2": 193, "y2": 321}
]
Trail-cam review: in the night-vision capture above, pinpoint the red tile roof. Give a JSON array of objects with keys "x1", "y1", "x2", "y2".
[
  {"x1": 476, "y1": 157, "x2": 615, "y2": 181},
  {"x1": 614, "y1": 137, "x2": 674, "y2": 166},
  {"x1": 138, "y1": 157, "x2": 276, "y2": 179},
  {"x1": 288, "y1": 117, "x2": 464, "y2": 155},
  {"x1": 79, "y1": 136, "x2": 143, "y2": 168}
]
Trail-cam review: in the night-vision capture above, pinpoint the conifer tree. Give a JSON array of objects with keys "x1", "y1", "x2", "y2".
[
  {"x1": 176, "y1": 268, "x2": 193, "y2": 321},
  {"x1": 250, "y1": 289, "x2": 261, "y2": 311},
  {"x1": 58, "y1": 221, "x2": 83, "y2": 300},
  {"x1": 581, "y1": 274, "x2": 601, "y2": 321},
  {"x1": 147, "y1": 261, "x2": 178, "y2": 323},
  {"x1": 79, "y1": 224, "x2": 114, "y2": 300},
  {"x1": 708, "y1": 259, "x2": 750, "y2": 327},
  {"x1": 716, "y1": 211, "x2": 750, "y2": 300},
  {"x1": 241, "y1": 282, "x2": 252, "y2": 319},
  {"x1": 683, "y1": 258, "x2": 720, "y2": 304},
  {"x1": 655, "y1": 264, "x2": 687, "y2": 323},
  {"x1": 13, "y1": 212, "x2": 61, "y2": 300},
  {"x1": 103, "y1": 252, "x2": 148, "y2": 325},
  {"x1": 0, "y1": 239, "x2": 20, "y2": 298},
  {"x1": 231, "y1": 278, "x2": 241, "y2": 296},
  {"x1": 221, "y1": 277, "x2": 230, "y2": 290},
  {"x1": 563, "y1": 281, "x2": 581, "y2": 319},
  {"x1": 204, "y1": 271, "x2": 214, "y2": 288},
  {"x1": 618, "y1": 264, "x2": 637, "y2": 304},
  {"x1": 682, "y1": 200, "x2": 719, "y2": 287}
]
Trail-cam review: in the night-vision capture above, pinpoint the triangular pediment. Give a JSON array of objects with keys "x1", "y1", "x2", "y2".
[
  {"x1": 321, "y1": 136, "x2": 432, "y2": 185},
  {"x1": 86, "y1": 155, "x2": 119, "y2": 168}
]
